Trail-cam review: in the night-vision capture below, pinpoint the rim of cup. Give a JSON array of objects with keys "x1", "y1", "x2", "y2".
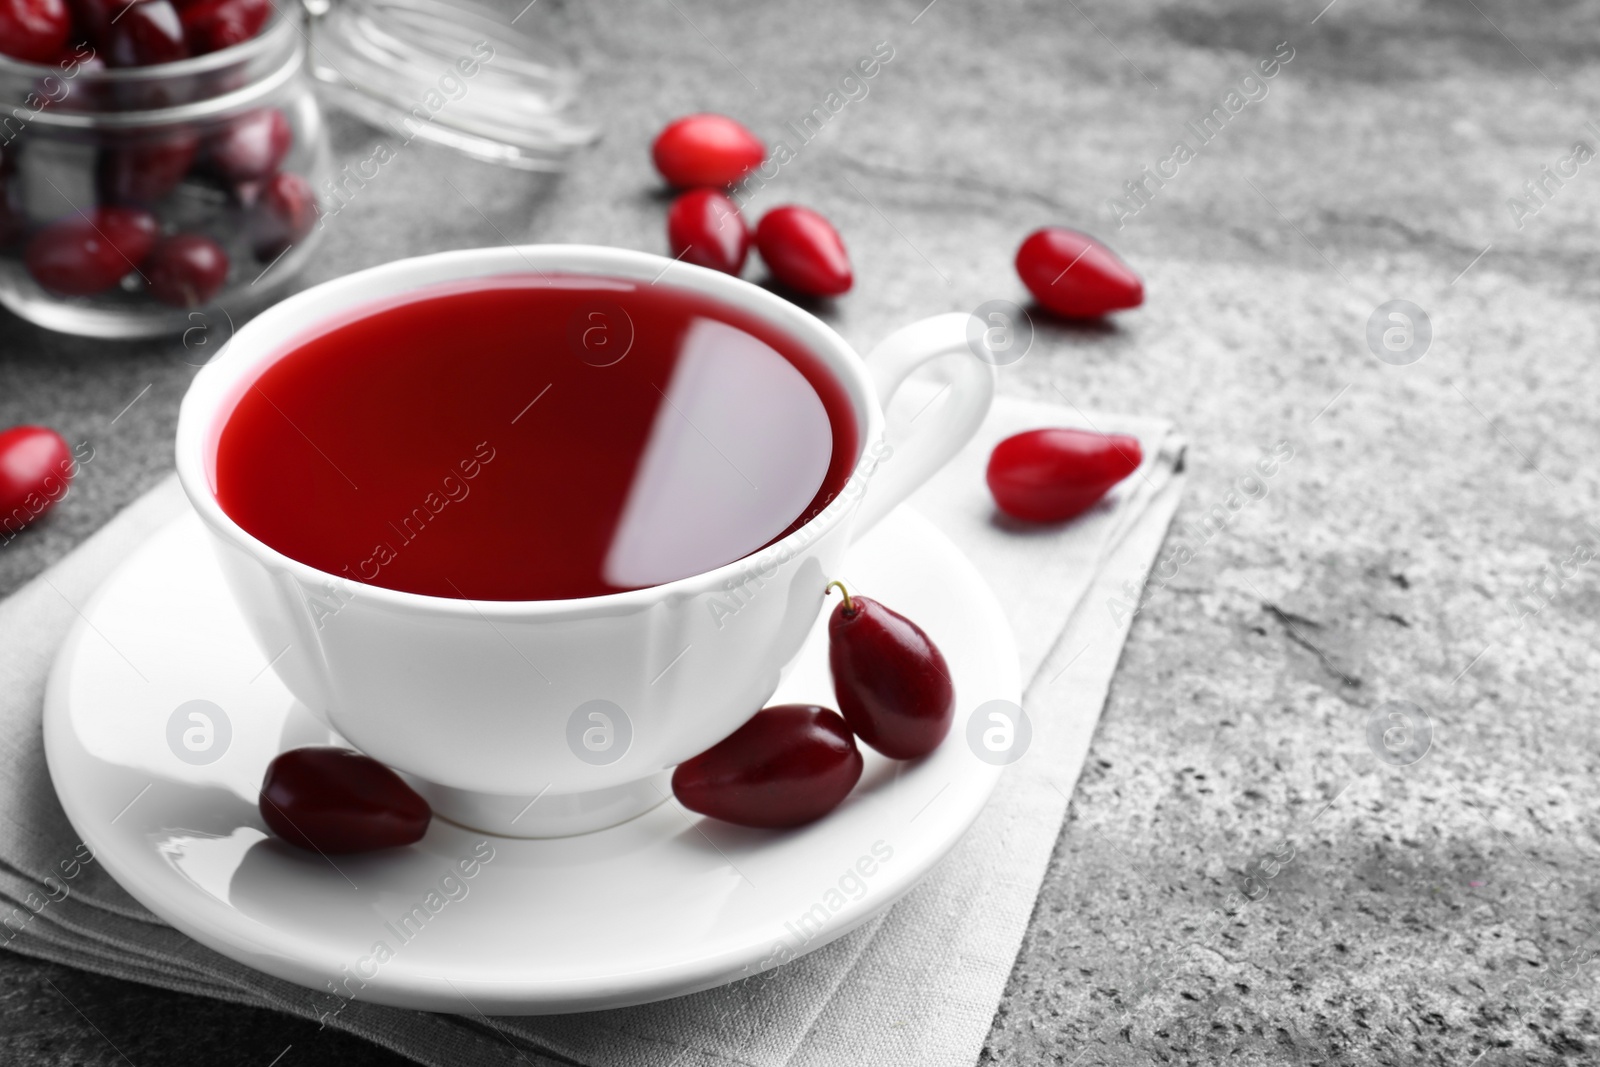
[{"x1": 174, "y1": 244, "x2": 886, "y2": 619}]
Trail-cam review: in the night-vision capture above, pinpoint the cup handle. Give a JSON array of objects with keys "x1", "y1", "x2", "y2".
[{"x1": 851, "y1": 312, "x2": 996, "y2": 539}]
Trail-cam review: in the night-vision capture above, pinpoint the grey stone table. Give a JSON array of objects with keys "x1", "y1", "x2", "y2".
[{"x1": 3, "y1": 0, "x2": 1596, "y2": 1063}]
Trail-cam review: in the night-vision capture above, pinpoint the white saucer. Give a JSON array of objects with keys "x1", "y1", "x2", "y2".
[{"x1": 43, "y1": 506, "x2": 1019, "y2": 1015}]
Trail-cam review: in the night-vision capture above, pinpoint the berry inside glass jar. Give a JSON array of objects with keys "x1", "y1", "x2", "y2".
[{"x1": 0, "y1": 7, "x2": 328, "y2": 338}]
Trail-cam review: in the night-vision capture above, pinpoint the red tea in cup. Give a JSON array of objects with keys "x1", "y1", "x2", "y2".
[{"x1": 214, "y1": 275, "x2": 859, "y2": 600}]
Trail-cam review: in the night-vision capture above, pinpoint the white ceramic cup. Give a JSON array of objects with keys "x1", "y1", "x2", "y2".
[{"x1": 175, "y1": 245, "x2": 994, "y2": 836}]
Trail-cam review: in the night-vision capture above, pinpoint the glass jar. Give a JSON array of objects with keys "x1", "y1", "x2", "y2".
[
  {"x1": 0, "y1": 0, "x2": 598, "y2": 339},
  {"x1": 0, "y1": 11, "x2": 331, "y2": 338}
]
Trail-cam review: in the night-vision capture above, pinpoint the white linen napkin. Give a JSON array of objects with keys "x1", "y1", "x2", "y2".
[{"x1": 0, "y1": 395, "x2": 1184, "y2": 1067}]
